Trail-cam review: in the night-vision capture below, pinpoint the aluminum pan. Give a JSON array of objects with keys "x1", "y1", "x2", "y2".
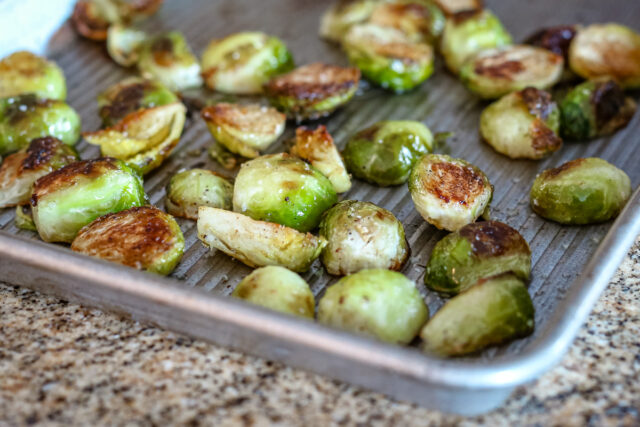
[{"x1": 0, "y1": 0, "x2": 639, "y2": 415}]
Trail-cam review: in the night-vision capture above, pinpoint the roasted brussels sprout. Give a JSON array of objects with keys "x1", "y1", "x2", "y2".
[
  {"x1": 367, "y1": 1, "x2": 446, "y2": 44},
  {"x1": 97, "y1": 77, "x2": 178, "y2": 127},
  {"x1": 425, "y1": 221, "x2": 531, "y2": 295},
  {"x1": 201, "y1": 103, "x2": 286, "y2": 158},
  {"x1": 460, "y1": 45, "x2": 564, "y2": 99},
  {"x1": 569, "y1": 23, "x2": 640, "y2": 89},
  {"x1": 319, "y1": 0, "x2": 378, "y2": 43},
  {"x1": 84, "y1": 102, "x2": 186, "y2": 175},
  {"x1": 106, "y1": 24, "x2": 148, "y2": 67},
  {"x1": 319, "y1": 200, "x2": 409, "y2": 276},
  {"x1": 343, "y1": 120, "x2": 433, "y2": 186},
  {"x1": 525, "y1": 25, "x2": 577, "y2": 62},
  {"x1": 165, "y1": 169, "x2": 233, "y2": 220},
  {"x1": 30, "y1": 157, "x2": 146, "y2": 243},
  {"x1": 15, "y1": 205, "x2": 36, "y2": 231},
  {"x1": 201, "y1": 32, "x2": 294, "y2": 95},
  {"x1": 343, "y1": 24, "x2": 434, "y2": 92},
  {"x1": 440, "y1": 9, "x2": 512, "y2": 74},
  {"x1": 197, "y1": 207, "x2": 326, "y2": 272},
  {"x1": 432, "y1": 0, "x2": 483, "y2": 17},
  {"x1": 0, "y1": 51, "x2": 66, "y2": 101},
  {"x1": 0, "y1": 137, "x2": 79, "y2": 208},
  {"x1": 72, "y1": 0, "x2": 163, "y2": 41},
  {"x1": 71, "y1": 206, "x2": 183, "y2": 275},
  {"x1": 409, "y1": 153, "x2": 492, "y2": 231},
  {"x1": 420, "y1": 274, "x2": 534, "y2": 357},
  {"x1": 559, "y1": 79, "x2": 636, "y2": 141},
  {"x1": 264, "y1": 63, "x2": 360, "y2": 121},
  {"x1": 0, "y1": 95, "x2": 81, "y2": 156},
  {"x1": 290, "y1": 125, "x2": 351, "y2": 193},
  {"x1": 233, "y1": 153, "x2": 338, "y2": 232},
  {"x1": 318, "y1": 269, "x2": 428, "y2": 344},
  {"x1": 480, "y1": 87, "x2": 562, "y2": 160},
  {"x1": 232, "y1": 266, "x2": 315, "y2": 318},
  {"x1": 138, "y1": 31, "x2": 202, "y2": 92},
  {"x1": 530, "y1": 157, "x2": 631, "y2": 225}
]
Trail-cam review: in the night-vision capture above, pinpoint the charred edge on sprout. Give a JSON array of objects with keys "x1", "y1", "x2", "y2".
[
  {"x1": 424, "y1": 162, "x2": 486, "y2": 205},
  {"x1": 458, "y1": 221, "x2": 530, "y2": 258}
]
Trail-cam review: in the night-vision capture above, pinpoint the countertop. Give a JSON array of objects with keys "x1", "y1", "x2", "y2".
[{"x1": 1, "y1": 239, "x2": 638, "y2": 426}]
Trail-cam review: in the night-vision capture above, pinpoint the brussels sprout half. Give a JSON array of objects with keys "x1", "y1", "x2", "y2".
[
  {"x1": 425, "y1": 221, "x2": 531, "y2": 295},
  {"x1": 559, "y1": 79, "x2": 636, "y2": 141},
  {"x1": 232, "y1": 266, "x2": 315, "y2": 318},
  {"x1": 30, "y1": 157, "x2": 146, "y2": 243},
  {"x1": 319, "y1": 200, "x2": 409, "y2": 276},
  {"x1": 0, "y1": 51, "x2": 66, "y2": 101},
  {"x1": 318, "y1": 269, "x2": 429, "y2": 344},
  {"x1": 107, "y1": 24, "x2": 148, "y2": 67},
  {"x1": 440, "y1": 9, "x2": 512, "y2": 74},
  {"x1": 530, "y1": 157, "x2": 631, "y2": 225},
  {"x1": 15, "y1": 205, "x2": 36, "y2": 231},
  {"x1": 460, "y1": 45, "x2": 564, "y2": 99},
  {"x1": 72, "y1": 0, "x2": 163, "y2": 41},
  {"x1": 290, "y1": 125, "x2": 351, "y2": 193},
  {"x1": 368, "y1": 1, "x2": 446, "y2": 44},
  {"x1": 165, "y1": 169, "x2": 233, "y2": 220},
  {"x1": 480, "y1": 87, "x2": 562, "y2": 160},
  {"x1": 201, "y1": 32, "x2": 294, "y2": 95},
  {"x1": 409, "y1": 153, "x2": 492, "y2": 231},
  {"x1": 97, "y1": 77, "x2": 178, "y2": 127},
  {"x1": 197, "y1": 207, "x2": 327, "y2": 272},
  {"x1": 138, "y1": 31, "x2": 202, "y2": 92},
  {"x1": 343, "y1": 23, "x2": 434, "y2": 93},
  {"x1": 264, "y1": 63, "x2": 360, "y2": 121},
  {"x1": 569, "y1": 23, "x2": 640, "y2": 89},
  {"x1": 319, "y1": 0, "x2": 378, "y2": 43},
  {"x1": 85, "y1": 102, "x2": 187, "y2": 175},
  {"x1": 71, "y1": 206, "x2": 183, "y2": 275},
  {"x1": 420, "y1": 274, "x2": 534, "y2": 357},
  {"x1": 201, "y1": 103, "x2": 286, "y2": 159},
  {"x1": 233, "y1": 153, "x2": 338, "y2": 232},
  {"x1": 0, "y1": 137, "x2": 79, "y2": 208},
  {"x1": 0, "y1": 95, "x2": 81, "y2": 156},
  {"x1": 343, "y1": 120, "x2": 434, "y2": 187}
]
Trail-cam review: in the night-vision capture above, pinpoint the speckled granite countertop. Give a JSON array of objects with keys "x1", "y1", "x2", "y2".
[{"x1": 1, "y1": 238, "x2": 639, "y2": 426}]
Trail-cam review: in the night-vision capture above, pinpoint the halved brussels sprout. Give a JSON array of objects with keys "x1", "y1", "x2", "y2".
[
  {"x1": 30, "y1": 157, "x2": 146, "y2": 243},
  {"x1": 264, "y1": 63, "x2": 360, "y2": 121},
  {"x1": 71, "y1": 206, "x2": 183, "y2": 275},
  {"x1": 107, "y1": 24, "x2": 148, "y2": 67},
  {"x1": 165, "y1": 169, "x2": 233, "y2": 220},
  {"x1": 201, "y1": 32, "x2": 294, "y2": 94},
  {"x1": 201, "y1": 103, "x2": 286, "y2": 158},
  {"x1": 0, "y1": 137, "x2": 79, "y2": 208},
  {"x1": 440, "y1": 9, "x2": 512, "y2": 74},
  {"x1": 425, "y1": 221, "x2": 531, "y2": 295},
  {"x1": 420, "y1": 274, "x2": 534, "y2": 357},
  {"x1": 343, "y1": 120, "x2": 433, "y2": 186},
  {"x1": 72, "y1": 0, "x2": 163, "y2": 41},
  {"x1": 432, "y1": 0, "x2": 483, "y2": 17},
  {"x1": 317, "y1": 269, "x2": 428, "y2": 344},
  {"x1": 559, "y1": 79, "x2": 636, "y2": 141},
  {"x1": 343, "y1": 23, "x2": 434, "y2": 92},
  {"x1": 530, "y1": 157, "x2": 631, "y2": 225},
  {"x1": 138, "y1": 31, "x2": 202, "y2": 92},
  {"x1": 0, "y1": 95, "x2": 81, "y2": 156},
  {"x1": 197, "y1": 207, "x2": 327, "y2": 272},
  {"x1": 460, "y1": 45, "x2": 564, "y2": 99},
  {"x1": 15, "y1": 205, "x2": 36, "y2": 231},
  {"x1": 233, "y1": 153, "x2": 338, "y2": 232},
  {"x1": 368, "y1": 1, "x2": 446, "y2": 44},
  {"x1": 569, "y1": 23, "x2": 640, "y2": 89},
  {"x1": 232, "y1": 266, "x2": 315, "y2": 318},
  {"x1": 319, "y1": 0, "x2": 378, "y2": 43},
  {"x1": 409, "y1": 153, "x2": 492, "y2": 231},
  {"x1": 480, "y1": 87, "x2": 562, "y2": 159},
  {"x1": 0, "y1": 51, "x2": 66, "y2": 101},
  {"x1": 290, "y1": 125, "x2": 351, "y2": 193},
  {"x1": 84, "y1": 102, "x2": 186, "y2": 175},
  {"x1": 97, "y1": 77, "x2": 178, "y2": 127},
  {"x1": 319, "y1": 200, "x2": 409, "y2": 276}
]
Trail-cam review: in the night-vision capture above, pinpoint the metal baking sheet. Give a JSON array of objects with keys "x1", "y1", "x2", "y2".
[{"x1": 1, "y1": 0, "x2": 639, "y2": 415}]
